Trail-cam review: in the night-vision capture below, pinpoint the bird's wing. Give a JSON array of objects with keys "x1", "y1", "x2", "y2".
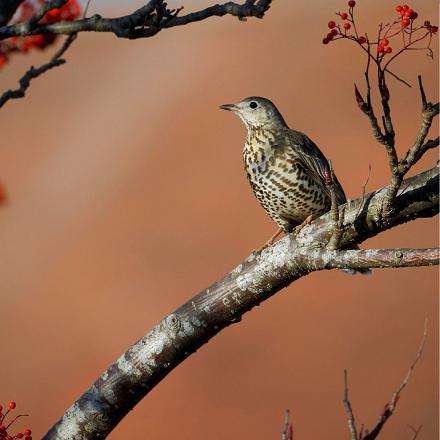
[{"x1": 286, "y1": 129, "x2": 347, "y2": 204}]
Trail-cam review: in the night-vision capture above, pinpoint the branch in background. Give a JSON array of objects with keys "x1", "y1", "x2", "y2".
[
  {"x1": 0, "y1": 33, "x2": 76, "y2": 108},
  {"x1": 0, "y1": 0, "x2": 272, "y2": 109},
  {"x1": 42, "y1": 165, "x2": 439, "y2": 440},
  {"x1": 362, "y1": 320, "x2": 428, "y2": 440},
  {"x1": 0, "y1": 0, "x2": 23, "y2": 26},
  {"x1": 0, "y1": 0, "x2": 273, "y2": 40},
  {"x1": 408, "y1": 424, "x2": 423, "y2": 440}
]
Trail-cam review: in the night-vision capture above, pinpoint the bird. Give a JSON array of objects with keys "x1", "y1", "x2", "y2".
[{"x1": 219, "y1": 96, "x2": 370, "y2": 275}]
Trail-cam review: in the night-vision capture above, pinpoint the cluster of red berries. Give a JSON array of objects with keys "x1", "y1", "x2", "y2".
[
  {"x1": 0, "y1": 0, "x2": 81, "y2": 69},
  {"x1": 0, "y1": 402, "x2": 32, "y2": 440},
  {"x1": 395, "y1": 4, "x2": 437, "y2": 32},
  {"x1": 377, "y1": 38, "x2": 392, "y2": 54},
  {"x1": 395, "y1": 4, "x2": 417, "y2": 27},
  {"x1": 322, "y1": 0, "x2": 356, "y2": 44},
  {"x1": 322, "y1": 1, "x2": 437, "y2": 60}
]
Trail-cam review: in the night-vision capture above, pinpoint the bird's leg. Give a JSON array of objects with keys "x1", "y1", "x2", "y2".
[
  {"x1": 294, "y1": 215, "x2": 314, "y2": 235},
  {"x1": 256, "y1": 228, "x2": 284, "y2": 253}
]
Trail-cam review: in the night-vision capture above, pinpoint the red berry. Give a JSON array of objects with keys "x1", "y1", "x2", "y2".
[
  {"x1": 0, "y1": 425, "x2": 5, "y2": 432},
  {"x1": 411, "y1": 12, "x2": 418, "y2": 19},
  {"x1": 381, "y1": 38, "x2": 389, "y2": 46},
  {"x1": 395, "y1": 6, "x2": 402, "y2": 12},
  {"x1": 404, "y1": 8, "x2": 414, "y2": 17},
  {"x1": 385, "y1": 47, "x2": 392, "y2": 53},
  {"x1": 24, "y1": 436, "x2": 32, "y2": 440},
  {"x1": 377, "y1": 45, "x2": 385, "y2": 53},
  {"x1": 343, "y1": 22, "x2": 351, "y2": 30},
  {"x1": 430, "y1": 25, "x2": 438, "y2": 33},
  {"x1": 330, "y1": 28, "x2": 338, "y2": 36},
  {"x1": 16, "y1": 434, "x2": 24, "y2": 439},
  {"x1": 328, "y1": 20, "x2": 336, "y2": 29},
  {"x1": 8, "y1": 401, "x2": 16, "y2": 410},
  {"x1": 327, "y1": 32, "x2": 335, "y2": 40},
  {"x1": 358, "y1": 36, "x2": 366, "y2": 44},
  {"x1": 402, "y1": 4, "x2": 409, "y2": 11},
  {"x1": 24, "y1": 430, "x2": 31, "y2": 436},
  {"x1": 424, "y1": 20, "x2": 431, "y2": 26},
  {"x1": 401, "y1": 18, "x2": 410, "y2": 27},
  {"x1": 348, "y1": 0, "x2": 356, "y2": 7},
  {"x1": 340, "y1": 12, "x2": 348, "y2": 19},
  {"x1": 322, "y1": 37, "x2": 330, "y2": 44}
]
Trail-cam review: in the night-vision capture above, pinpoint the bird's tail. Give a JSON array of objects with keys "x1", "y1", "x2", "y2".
[
  {"x1": 340, "y1": 245, "x2": 373, "y2": 276},
  {"x1": 341, "y1": 267, "x2": 372, "y2": 276}
]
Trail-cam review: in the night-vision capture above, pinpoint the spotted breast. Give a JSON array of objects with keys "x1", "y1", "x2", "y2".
[{"x1": 243, "y1": 127, "x2": 345, "y2": 233}]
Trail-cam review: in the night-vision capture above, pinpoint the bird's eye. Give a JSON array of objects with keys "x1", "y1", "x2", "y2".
[{"x1": 249, "y1": 101, "x2": 258, "y2": 109}]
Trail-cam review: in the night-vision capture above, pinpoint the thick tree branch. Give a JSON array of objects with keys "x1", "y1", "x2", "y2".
[
  {"x1": 43, "y1": 165, "x2": 439, "y2": 440},
  {"x1": 0, "y1": 34, "x2": 76, "y2": 108},
  {"x1": 0, "y1": 0, "x2": 273, "y2": 40}
]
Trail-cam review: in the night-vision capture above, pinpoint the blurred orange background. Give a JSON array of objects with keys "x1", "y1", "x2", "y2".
[{"x1": 0, "y1": 0, "x2": 438, "y2": 438}]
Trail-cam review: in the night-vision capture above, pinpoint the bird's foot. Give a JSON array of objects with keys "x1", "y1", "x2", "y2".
[
  {"x1": 294, "y1": 215, "x2": 314, "y2": 236},
  {"x1": 255, "y1": 228, "x2": 284, "y2": 253}
]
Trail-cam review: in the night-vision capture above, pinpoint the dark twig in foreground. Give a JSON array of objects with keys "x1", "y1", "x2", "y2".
[
  {"x1": 0, "y1": 0, "x2": 273, "y2": 40},
  {"x1": 0, "y1": 33, "x2": 76, "y2": 108}
]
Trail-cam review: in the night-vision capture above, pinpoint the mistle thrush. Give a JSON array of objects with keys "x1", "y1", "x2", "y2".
[{"x1": 220, "y1": 96, "x2": 370, "y2": 274}]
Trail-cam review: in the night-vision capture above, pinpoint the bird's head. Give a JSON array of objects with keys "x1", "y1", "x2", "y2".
[{"x1": 219, "y1": 97, "x2": 287, "y2": 131}]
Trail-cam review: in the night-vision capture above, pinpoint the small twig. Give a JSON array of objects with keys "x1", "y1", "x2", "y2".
[
  {"x1": 343, "y1": 370, "x2": 358, "y2": 440},
  {"x1": 5, "y1": 413, "x2": 29, "y2": 430},
  {"x1": 325, "y1": 161, "x2": 342, "y2": 250},
  {"x1": 408, "y1": 424, "x2": 423, "y2": 440},
  {"x1": 363, "y1": 319, "x2": 428, "y2": 440},
  {"x1": 0, "y1": 33, "x2": 76, "y2": 108},
  {"x1": 82, "y1": 0, "x2": 92, "y2": 19},
  {"x1": 355, "y1": 164, "x2": 372, "y2": 219},
  {"x1": 281, "y1": 410, "x2": 293, "y2": 440}
]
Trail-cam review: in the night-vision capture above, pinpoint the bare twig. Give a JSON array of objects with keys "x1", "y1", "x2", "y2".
[
  {"x1": 363, "y1": 320, "x2": 428, "y2": 440},
  {"x1": 0, "y1": 33, "x2": 76, "y2": 108},
  {"x1": 343, "y1": 370, "x2": 358, "y2": 440},
  {"x1": 281, "y1": 410, "x2": 293, "y2": 440},
  {"x1": 408, "y1": 424, "x2": 423, "y2": 440},
  {"x1": 4, "y1": 413, "x2": 29, "y2": 430},
  {"x1": 324, "y1": 161, "x2": 342, "y2": 250},
  {"x1": 355, "y1": 164, "x2": 372, "y2": 219},
  {"x1": 381, "y1": 76, "x2": 439, "y2": 218},
  {"x1": 0, "y1": 0, "x2": 273, "y2": 40}
]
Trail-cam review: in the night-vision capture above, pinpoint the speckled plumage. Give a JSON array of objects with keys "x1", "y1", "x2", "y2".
[{"x1": 221, "y1": 96, "x2": 346, "y2": 233}]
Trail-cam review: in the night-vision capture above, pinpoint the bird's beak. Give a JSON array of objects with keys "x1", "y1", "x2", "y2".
[{"x1": 219, "y1": 103, "x2": 239, "y2": 112}]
